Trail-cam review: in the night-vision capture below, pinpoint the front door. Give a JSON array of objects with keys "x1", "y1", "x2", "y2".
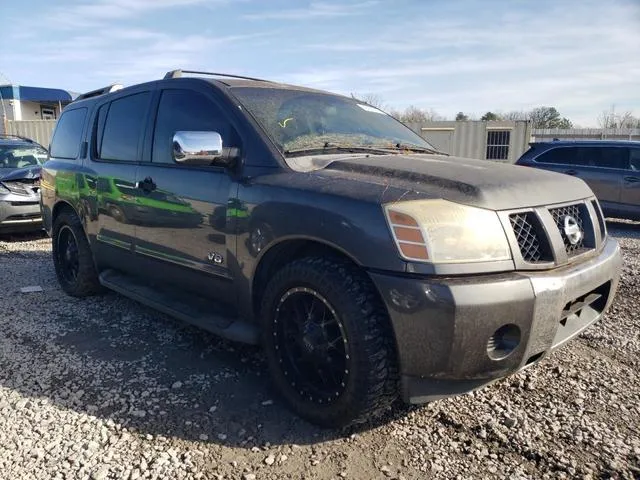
[{"x1": 133, "y1": 87, "x2": 240, "y2": 305}]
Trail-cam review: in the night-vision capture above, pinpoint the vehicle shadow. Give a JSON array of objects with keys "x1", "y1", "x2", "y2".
[
  {"x1": 0, "y1": 247, "x2": 414, "y2": 449},
  {"x1": 0, "y1": 229, "x2": 48, "y2": 243}
]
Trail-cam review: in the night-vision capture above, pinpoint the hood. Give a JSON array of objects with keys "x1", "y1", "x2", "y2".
[
  {"x1": 0, "y1": 165, "x2": 42, "y2": 182},
  {"x1": 320, "y1": 154, "x2": 594, "y2": 210}
]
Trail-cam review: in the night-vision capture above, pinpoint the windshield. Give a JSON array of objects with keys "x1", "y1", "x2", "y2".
[
  {"x1": 231, "y1": 87, "x2": 436, "y2": 156},
  {"x1": 0, "y1": 145, "x2": 47, "y2": 169}
]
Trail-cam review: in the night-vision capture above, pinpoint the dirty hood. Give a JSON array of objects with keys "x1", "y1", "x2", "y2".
[{"x1": 320, "y1": 154, "x2": 594, "y2": 210}]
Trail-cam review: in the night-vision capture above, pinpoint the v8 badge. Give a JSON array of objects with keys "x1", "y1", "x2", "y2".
[{"x1": 207, "y1": 252, "x2": 224, "y2": 264}]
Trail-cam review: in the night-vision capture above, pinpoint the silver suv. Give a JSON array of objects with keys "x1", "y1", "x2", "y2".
[
  {"x1": 0, "y1": 135, "x2": 47, "y2": 233},
  {"x1": 516, "y1": 140, "x2": 640, "y2": 221}
]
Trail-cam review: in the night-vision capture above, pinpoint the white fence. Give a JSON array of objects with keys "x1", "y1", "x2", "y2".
[
  {"x1": 531, "y1": 128, "x2": 640, "y2": 142},
  {"x1": 3, "y1": 119, "x2": 57, "y2": 147}
]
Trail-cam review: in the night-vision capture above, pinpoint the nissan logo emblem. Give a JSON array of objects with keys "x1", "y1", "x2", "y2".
[{"x1": 563, "y1": 215, "x2": 583, "y2": 245}]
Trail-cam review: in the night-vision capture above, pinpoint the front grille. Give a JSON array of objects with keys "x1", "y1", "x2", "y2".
[
  {"x1": 509, "y1": 212, "x2": 550, "y2": 263},
  {"x1": 549, "y1": 204, "x2": 590, "y2": 256}
]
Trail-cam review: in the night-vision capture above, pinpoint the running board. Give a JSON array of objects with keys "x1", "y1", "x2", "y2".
[{"x1": 99, "y1": 269, "x2": 259, "y2": 344}]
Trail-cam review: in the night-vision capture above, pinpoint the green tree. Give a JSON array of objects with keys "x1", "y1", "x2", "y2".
[
  {"x1": 481, "y1": 112, "x2": 502, "y2": 121},
  {"x1": 455, "y1": 112, "x2": 469, "y2": 121},
  {"x1": 529, "y1": 106, "x2": 573, "y2": 129}
]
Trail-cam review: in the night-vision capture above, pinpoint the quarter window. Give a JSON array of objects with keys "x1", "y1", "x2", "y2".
[
  {"x1": 629, "y1": 148, "x2": 640, "y2": 171},
  {"x1": 99, "y1": 92, "x2": 151, "y2": 162},
  {"x1": 50, "y1": 108, "x2": 87, "y2": 159},
  {"x1": 536, "y1": 147, "x2": 584, "y2": 165},
  {"x1": 485, "y1": 130, "x2": 510, "y2": 160},
  {"x1": 152, "y1": 89, "x2": 239, "y2": 164}
]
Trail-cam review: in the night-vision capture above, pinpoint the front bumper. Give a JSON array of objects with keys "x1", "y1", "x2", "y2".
[
  {"x1": 369, "y1": 237, "x2": 622, "y2": 404},
  {"x1": 0, "y1": 197, "x2": 42, "y2": 232}
]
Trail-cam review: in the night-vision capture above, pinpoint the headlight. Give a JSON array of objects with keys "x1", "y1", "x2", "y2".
[
  {"x1": 384, "y1": 199, "x2": 512, "y2": 263},
  {"x1": 0, "y1": 183, "x2": 9, "y2": 195}
]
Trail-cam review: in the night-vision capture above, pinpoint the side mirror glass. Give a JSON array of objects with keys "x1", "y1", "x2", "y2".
[{"x1": 173, "y1": 131, "x2": 232, "y2": 166}]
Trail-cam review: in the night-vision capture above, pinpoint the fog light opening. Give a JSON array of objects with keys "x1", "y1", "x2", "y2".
[{"x1": 487, "y1": 324, "x2": 521, "y2": 360}]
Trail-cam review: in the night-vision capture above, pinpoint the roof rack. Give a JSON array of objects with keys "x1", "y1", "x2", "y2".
[
  {"x1": 74, "y1": 84, "x2": 124, "y2": 102},
  {"x1": 164, "y1": 69, "x2": 274, "y2": 83}
]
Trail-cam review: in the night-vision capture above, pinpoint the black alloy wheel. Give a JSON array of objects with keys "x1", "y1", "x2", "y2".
[
  {"x1": 56, "y1": 225, "x2": 80, "y2": 283},
  {"x1": 273, "y1": 287, "x2": 350, "y2": 405}
]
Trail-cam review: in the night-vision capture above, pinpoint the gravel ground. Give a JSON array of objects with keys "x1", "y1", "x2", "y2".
[{"x1": 0, "y1": 220, "x2": 639, "y2": 480}]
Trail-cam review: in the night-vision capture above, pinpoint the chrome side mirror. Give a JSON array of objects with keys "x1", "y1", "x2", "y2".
[{"x1": 172, "y1": 131, "x2": 227, "y2": 166}]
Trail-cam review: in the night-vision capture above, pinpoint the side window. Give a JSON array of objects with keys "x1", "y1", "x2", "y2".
[
  {"x1": 152, "y1": 89, "x2": 240, "y2": 164},
  {"x1": 50, "y1": 108, "x2": 87, "y2": 159},
  {"x1": 536, "y1": 147, "x2": 581, "y2": 165},
  {"x1": 594, "y1": 147, "x2": 628, "y2": 169},
  {"x1": 99, "y1": 92, "x2": 151, "y2": 162},
  {"x1": 629, "y1": 148, "x2": 640, "y2": 171}
]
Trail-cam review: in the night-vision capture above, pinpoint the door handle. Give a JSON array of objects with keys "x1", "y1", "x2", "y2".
[
  {"x1": 624, "y1": 176, "x2": 640, "y2": 183},
  {"x1": 135, "y1": 177, "x2": 156, "y2": 192},
  {"x1": 564, "y1": 169, "x2": 578, "y2": 176}
]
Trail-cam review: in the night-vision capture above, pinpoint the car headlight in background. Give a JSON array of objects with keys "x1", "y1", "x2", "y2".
[{"x1": 384, "y1": 199, "x2": 512, "y2": 263}]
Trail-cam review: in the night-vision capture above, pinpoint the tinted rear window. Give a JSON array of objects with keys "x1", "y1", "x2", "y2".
[
  {"x1": 50, "y1": 108, "x2": 87, "y2": 159},
  {"x1": 99, "y1": 92, "x2": 150, "y2": 161},
  {"x1": 584, "y1": 146, "x2": 627, "y2": 169}
]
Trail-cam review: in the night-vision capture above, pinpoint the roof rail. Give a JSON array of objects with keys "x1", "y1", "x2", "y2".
[
  {"x1": 74, "y1": 84, "x2": 124, "y2": 102},
  {"x1": 164, "y1": 69, "x2": 274, "y2": 83}
]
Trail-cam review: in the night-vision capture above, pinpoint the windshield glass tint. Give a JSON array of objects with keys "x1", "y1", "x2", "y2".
[
  {"x1": 231, "y1": 87, "x2": 435, "y2": 154},
  {"x1": 0, "y1": 145, "x2": 47, "y2": 168}
]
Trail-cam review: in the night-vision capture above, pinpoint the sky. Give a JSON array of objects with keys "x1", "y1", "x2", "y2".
[{"x1": 2, "y1": 0, "x2": 639, "y2": 127}]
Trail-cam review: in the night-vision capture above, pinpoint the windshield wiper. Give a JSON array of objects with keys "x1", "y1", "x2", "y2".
[
  {"x1": 284, "y1": 143, "x2": 394, "y2": 157},
  {"x1": 391, "y1": 143, "x2": 444, "y2": 155}
]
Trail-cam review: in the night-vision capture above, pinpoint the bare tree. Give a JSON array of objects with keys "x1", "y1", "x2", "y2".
[
  {"x1": 351, "y1": 93, "x2": 386, "y2": 110},
  {"x1": 502, "y1": 110, "x2": 529, "y2": 121},
  {"x1": 597, "y1": 106, "x2": 618, "y2": 128},
  {"x1": 616, "y1": 110, "x2": 639, "y2": 128}
]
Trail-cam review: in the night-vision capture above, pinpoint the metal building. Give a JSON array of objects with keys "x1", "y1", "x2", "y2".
[{"x1": 407, "y1": 120, "x2": 533, "y2": 163}]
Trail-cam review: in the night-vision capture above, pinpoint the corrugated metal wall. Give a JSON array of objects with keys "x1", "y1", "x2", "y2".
[
  {"x1": 406, "y1": 121, "x2": 532, "y2": 163},
  {"x1": 5, "y1": 119, "x2": 57, "y2": 147}
]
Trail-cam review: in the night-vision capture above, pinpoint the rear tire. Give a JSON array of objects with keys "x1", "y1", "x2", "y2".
[
  {"x1": 261, "y1": 256, "x2": 399, "y2": 428},
  {"x1": 52, "y1": 210, "x2": 102, "y2": 297}
]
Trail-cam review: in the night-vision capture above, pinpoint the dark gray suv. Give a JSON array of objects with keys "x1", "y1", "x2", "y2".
[
  {"x1": 41, "y1": 70, "x2": 622, "y2": 427},
  {"x1": 516, "y1": 141, "x2": 640, "y2": 221}
]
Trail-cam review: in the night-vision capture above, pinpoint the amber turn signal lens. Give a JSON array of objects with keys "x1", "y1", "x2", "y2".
[
  {"x1": 388, "y1": 210, "x2": 419, "y2": 227},
  {"x1": 398, "y1": 243, "x2": 429, "y2": 260},
  {"x1": 393, "y1": 226, "x2": 424, "y2": 243},
  {"x1": 386, "y1": 208, "x2": 429, "y2": 261}
]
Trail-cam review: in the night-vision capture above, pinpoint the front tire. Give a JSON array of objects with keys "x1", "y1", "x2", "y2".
[
  {"x1": 52, "y1": 210, "x2": 102, "y2": 297},
  {"x1": 261, "y1": 256, "x2": 399, "y2": 428}
]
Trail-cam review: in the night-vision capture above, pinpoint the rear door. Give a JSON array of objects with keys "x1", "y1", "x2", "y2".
[
  {"x1": 574, "y1": 146, "x2": 625, "y2": 207},
  {"x1": 86, "y1": 89, "x2": 153, "y2": 272},
  {"x1": 533, "y1": 146, "x2": 622, "y2": 207},
  {"x1": 133, "y1": 86, "x2": 241, "y2": 305}
]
